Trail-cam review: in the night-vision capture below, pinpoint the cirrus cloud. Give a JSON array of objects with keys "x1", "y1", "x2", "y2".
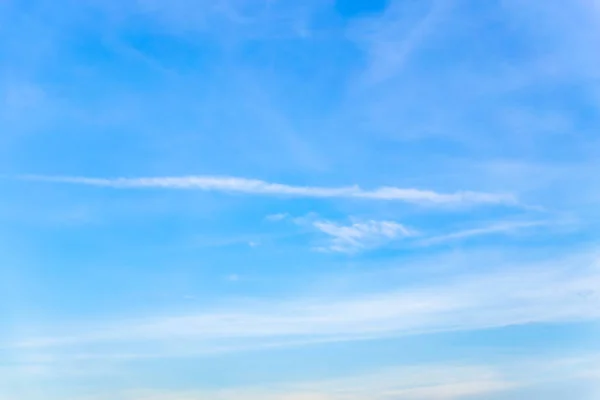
[{"x1": 17, "y1": 175, "x2": 517, "y2": 206}]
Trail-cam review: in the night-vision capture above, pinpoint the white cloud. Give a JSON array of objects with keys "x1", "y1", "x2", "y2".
[
  {"x1": 312, "y1": 219, "x2": 416, "y2": 253},
  {"x1": 7, "y1": 353, "x2": 600, "y2": 400},
  {"x1": 277, "y1": 214, "x2": 555, "y2": 252},
  {"x1": 19, "y1": 175, "x2": 517, "y2": 206},
  {"x1": 351, "y1": 0, "x2": 451, "y2": 85},
  {"x1": 13, "y1": 250, "x2": 600, "y2": 353},
  {"x1": 265, "y1": 213, "x2": 289, "y2": 221},
  {"x1": 58, "y1": 352, "x2": 600, "y2": 400},
  {"x1": 114, "y1": 364, "x2": 515, "y2": 400},
  {"x1": 417, "y1": 220, "x2": 552, "y2": 246}
]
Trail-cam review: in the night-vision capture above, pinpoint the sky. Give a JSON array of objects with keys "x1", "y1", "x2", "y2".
[{"x1": 1, "y1": 0, "x2": 600, "y2": 399}]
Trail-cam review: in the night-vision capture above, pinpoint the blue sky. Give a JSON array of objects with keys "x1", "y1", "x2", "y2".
[{"x1": 1, "y1": 0, "x2": 600, "y2": 399}]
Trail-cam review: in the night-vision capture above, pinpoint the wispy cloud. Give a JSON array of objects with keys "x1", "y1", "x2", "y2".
[
  {"x1": 6, "y1": 353, "x2": 600, "y2": 400},
  {"x1": 265, "y1": 213, "x2": 289, "y2": 221},
  {"x1": 13, "y1": 250, "x2": 600, "y2": 353},
  {"x1": 311, "y1": 219, "x2": 416, "y2": 253},
  {"x1": 114, "y1": 0, "x2": 321, "y2": 39},
  {"x1": 269, "y1": 214, "x2": 558, "y2": 251},
  {"x1": 108, "y1": 364, "x2": 516, "y2": 400},
  {"x1": 18, "y1": 175, "x2": 517, "y2": 205},
  {"x1": 351, "y1": 0, "x2": 451, "y2": 85},
  {"x1": 417, "y1": 220, "x2": 553, "y2": 246}
]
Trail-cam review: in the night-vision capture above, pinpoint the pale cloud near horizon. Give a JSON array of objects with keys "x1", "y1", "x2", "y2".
[
  {"x1": 101, "y1": 364, "x2": 516, "y2": 400},
  {"x1": 17, "y1": 175, "x2": 517, "y2": 205},
  {"x1": 102, "y1": 352, "x2": 600, "y2": 400},
  {"x1": 12, "y1": 249, "x2": 600, "y2": 354},
  {"x1": 13, "y1": 354, "x2": 600, "y2": 400}
]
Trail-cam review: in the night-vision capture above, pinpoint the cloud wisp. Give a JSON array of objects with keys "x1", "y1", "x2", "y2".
[
  {"x1": 110, "y1": 364, "x2": 516, "y2": 400},
  {"x1": 13, "y1": 250, "x2": 600, "y2": 354},
  {"x1": 352, "y1": 0, "x2": 452, "y2": 85},
  {"x1": 270, "y1": 214, "x2": 559, "y2": 252},
  {"x1": 312, "y1": 219, "x2": 416, "y2": 253},
  {"x1": 416, "y1": 220, "x2": 553, "y2": 246},
  {"x1": 268, "y1": 213, "x2": 417, "y2": 253},
  {"x1": 104, "y1": 352, "x2": 600, "y2": 400},
  {"x1": 18, "y1": 175, "x2": 517, "y2": 206}
]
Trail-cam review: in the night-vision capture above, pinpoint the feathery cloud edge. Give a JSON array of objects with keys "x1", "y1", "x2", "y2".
[{"x1": 17, "y1": 175, "x2": 517, "y2": 205}]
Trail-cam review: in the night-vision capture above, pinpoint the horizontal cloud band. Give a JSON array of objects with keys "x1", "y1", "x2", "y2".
[
  {"x1": 14, "y1": 250, "x2": 600, "y2": 351},
  {"x1": 19, "y1": 175, "x2": 517, "y2": 205}
]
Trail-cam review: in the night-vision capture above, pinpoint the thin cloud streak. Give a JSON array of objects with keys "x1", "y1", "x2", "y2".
[
  {"x1": 13, "y1": 250, "x2": 600, "y2": 352},
  {"x1": 112, "y1": 364, "x2": 515, "y2": 400},
  {"x1": 417, "y1": 220, "x2": 553, "y2": 246},
  {"x1": 18, "y1": 175, "x2": 517, "y2": 205},
  {"x1": 355, "y1": 0, "x2": 452, "y2": 85}
]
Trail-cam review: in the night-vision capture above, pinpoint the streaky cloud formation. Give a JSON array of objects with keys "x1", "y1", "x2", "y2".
[
  {"x1": 95, "y1": 364, "x2": 517, "y2": 400},
  {"x1": 73, "y1": 353, "x2": 600, "y2": 400},
  {"x1": 417, "y1": 220, "x2": 554, "y2": 246},
  {"x1": 14, "y1": 249, "x2": 600, "y2": 353},
  {"x1": 18, "y1": 175, "x2": 517, "y2": 205},
  {"x1": 270, "y1": 214, "x2": 556, "y2": 252},
  {"x1": 2, "y1": 0, "x2": 600, "y2": 399}
]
